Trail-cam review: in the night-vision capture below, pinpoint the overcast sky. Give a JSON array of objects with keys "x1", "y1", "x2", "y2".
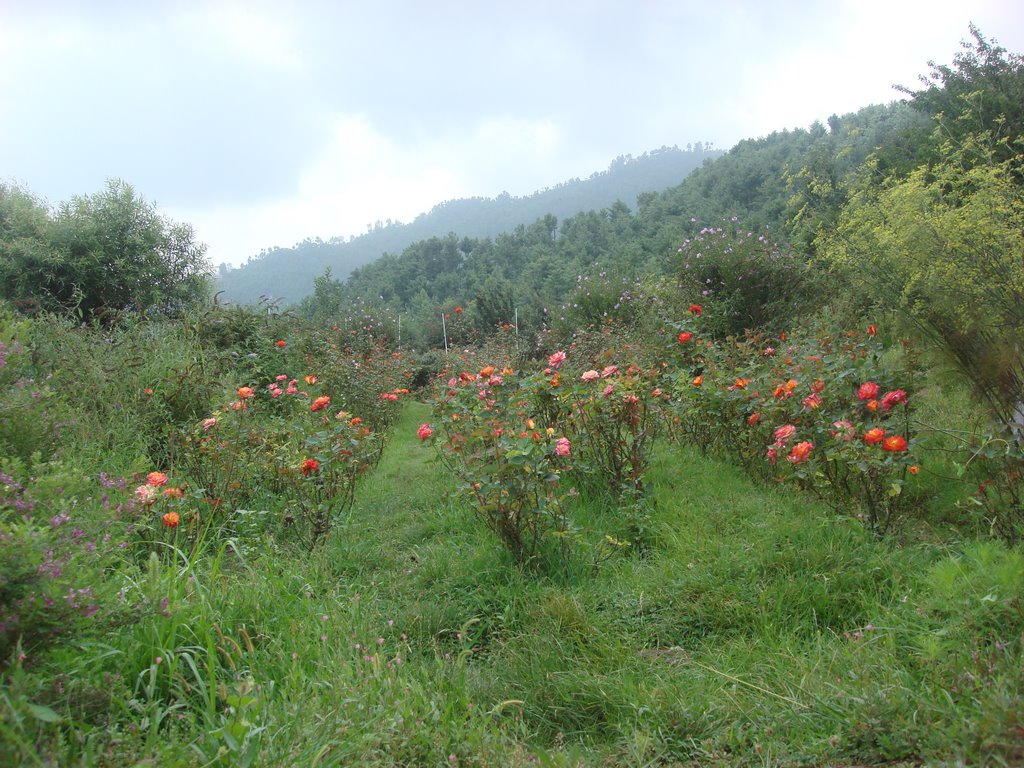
[{"x1": 2, "y1": 1, "x2": 1022, "y2": 266}]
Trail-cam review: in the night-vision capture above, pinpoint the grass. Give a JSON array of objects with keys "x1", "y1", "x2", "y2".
[{"x1": 3, "y1": 399, "x2": 1023, "y2": 766}]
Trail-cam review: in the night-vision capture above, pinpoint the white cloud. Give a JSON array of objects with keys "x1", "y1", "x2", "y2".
[
  {"x1": 175, "y1": 112, "x2": 571, "y2": 265},
  {"x1": 170, "y1": 1, "x2": 307, "y2": 73}
]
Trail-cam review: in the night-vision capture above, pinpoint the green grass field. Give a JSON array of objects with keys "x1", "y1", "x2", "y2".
[{"x1": 3, "y1": 398, "x2": 1022, "y2": 766}]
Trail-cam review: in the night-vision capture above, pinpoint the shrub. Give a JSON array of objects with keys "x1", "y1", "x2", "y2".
[{"x1": 423, "y1": 361, "x2": 575, "y2": 565}]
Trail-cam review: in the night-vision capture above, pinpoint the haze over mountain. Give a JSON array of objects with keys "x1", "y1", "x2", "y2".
[{"x1": 216, "y1": 145, "x2": 719, "y2": 306}]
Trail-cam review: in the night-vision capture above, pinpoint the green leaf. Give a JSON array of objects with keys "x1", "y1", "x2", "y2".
[{"x1": 26, "y1": 703, "x2": 61, "y2": 723}]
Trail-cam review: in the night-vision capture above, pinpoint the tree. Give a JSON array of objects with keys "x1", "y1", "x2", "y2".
[
  {"x1": 821, "y1": 136, "x2": 1024, "y2": 431},
  {"x1": 0, "y1": 179, "x2": 211, "y2": 318},
  {"x1": 0, "y1": 183, "x2": 57, "y2": 313},
  {"x1": 898, "y1": 25, "x2": 1024, "y2": 173}
]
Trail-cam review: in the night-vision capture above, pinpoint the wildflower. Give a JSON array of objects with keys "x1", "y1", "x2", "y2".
[
  {"x1": 766, "y1": 446, "x2": 779, "y2": 465},
  {"x1": 554, "y1": 437, "x2": 571, "y2": 457},
  {"x1": 600, "y1": 365, "x2": 618, "y2": 378},
  {"x1": 480, "y1": 365, "x2": 495, "y2": 377},
  {"x1": 162, "y1": 511, "x2": 180, "y2": 528},
  {"x1": 163, "y1": 487, "x2": 183, "y2": 499},
  {"x1": 867, "y1": 324, "x2": 878, "y2": 336},
  {"x1": 146, "y1": 471, "x2": 168, "y2": 487},
  {"x1": 301, "y1": 459, "x2": 319, "y2": 476},
  {"x1": 276, "y1": 340, "x2": 286, "y2": 347},
  {"x1": 677, "y1": 331, "x2": 693, "y2": 344},
  {"x1": 305, "y1": 375, "x2": 317, "y2": 385},
  {"x1": 135, "y1": 485, "x2": 157, "y2": 505},
  {"x1": 548, "y1": 350, "x2": 566, "y2": 368},
  {"x1": 549, "y1": 374, "x2": 560, "y2": 387},
  {"x1": 882, "y1": 435, "x2": 908, "y2": 452},
  {"x1": 417, "y1": 423, "x2": 433, "y2": 441},
  {"x1": 688, "y1": 304, "x2": 702, "y2": 316},
  {"x1": 881, "y1": 390, "x2": 907, "y2": 411},
  {"x1": 602, "y1": 383, "x2": 615, "y2": 397},
  {"x1": 276, "y1": 374, "x2": 288, "y2": 381},
  {"x1": 857, "y1": 381, "x2": 880, "y2": 401},
  {"x1": 237, "y1": 386, "x2": 255, "y2": 399},
  {"x1": 310, "y1": 396, "x2": 331, "y2": 412},
  {"x1": 763, "y1": 346, "x2": 775, "y2": 356},
  {"x1": 692, "y1": 375, "x2": 703, "y2": 387},
  {"x1": 581, "y1": 370, "x2": 600, "y2": 382},
  {"x1": 729, "y1": 377, "x2": 750, "y2": 390},
  {"x1": 863, "y1": 427, "x2": 886, "y2": 445},
  {"x1": 144, "y1": 387, "x2": 153, "y2": 395},
  {"x1": 454, "y1": 307, "x2": 463, "y2": 314},
  {"x1": 812, "y1": 379, "x2": 825, "y2": 393},
  {"x1": 909, "y1": 465, "x2": 920, "y2": 475},
  {"x1": 788, "y1": 441, "x2": 813, "y2": 463},
  {"x1": 651, "y1": 388, "x2": 663, "y2": 397},
  {"x1": 747, "y1": 412, "x2": 761, "y2": 427},
  {"x1": 349, "y1": 417, "x2": 362, "y2": 426},
  {"x1": 865, "y1": 399, "x2": 879, "y2": 412}
]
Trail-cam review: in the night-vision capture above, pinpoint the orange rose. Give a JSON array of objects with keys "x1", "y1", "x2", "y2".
[
  {"x1": 863, "y1": 428, "x2": 886, "y2": 445},
  {"x1": 882, "y1": 435, "x2": 908, "y2": 452}
]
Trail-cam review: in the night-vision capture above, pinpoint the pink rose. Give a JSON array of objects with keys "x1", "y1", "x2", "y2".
[
  {"x1": 554, "y1": 437, "x2": 571, "y2": 457},
  {"x1": 773, "y1": 424, "x2": 797, "y2": 446}
]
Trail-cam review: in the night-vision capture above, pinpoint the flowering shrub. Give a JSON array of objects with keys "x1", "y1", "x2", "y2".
[
  {"x1": 423, "y1": 363, "x2": 574, "y2": 564},
  {"x1": 174, "y1": 373, "x2": 384, "y2": 548},
  {"x1": 562, "y1": 361, "x2": 666, "y2": 498},
  {"x1": 312, "y1": 332, "x2": 412, "y2": 447},
  {"x1": 0, "y1": 463, "x2": 130, "y2": 659},
  {"x1": 674, "y1": 222, "x2": 815, "y2": 337},
  {"x1": 276, "y1": 408, "x2": 380, "y2": 550},
  {"x1": 667, "y1": 320, "x2": 920, "y2": 534}
]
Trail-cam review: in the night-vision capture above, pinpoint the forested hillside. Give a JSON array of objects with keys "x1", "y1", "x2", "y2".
[
  {"x1": 215, "y1": 144, "x2": 718, "y2": 305},
  {"x1": 301, "y1": 100, "x2": 933, "y2": 347}
]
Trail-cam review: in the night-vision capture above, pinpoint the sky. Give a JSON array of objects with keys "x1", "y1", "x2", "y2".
[{"x1": 1, "y1": 1, "x2": 1022, "y2": 267}]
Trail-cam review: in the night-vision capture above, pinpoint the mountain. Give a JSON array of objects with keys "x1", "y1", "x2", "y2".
[
  {"x1": 214, "y1": 144, "x2": 720, "y2": 306},
  {"x1": 301, "y1": 102, "x2": 934, "y2": 349}
]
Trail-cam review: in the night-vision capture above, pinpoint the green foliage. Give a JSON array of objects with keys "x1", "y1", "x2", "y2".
[
  {"x1": 0, "y1": 180, "x2": 211, "y2": 320},
  {"x1": 424, "y1": 362, "x2": 576, "y2": 565},
  {"x1": 898, "y1": 24, "x2": 1024, "y2": 173},
  {"x1": 673, "y1": 223, "x2": 817, "y2": 337},
  {"x1": 821, "y1": 137, "x2": 1024, "y2": 430}
]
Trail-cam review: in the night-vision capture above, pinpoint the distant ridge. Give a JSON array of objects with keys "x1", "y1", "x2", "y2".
[{"x1": 215, "y1": 144, "x2": 719, "y2": 306}]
